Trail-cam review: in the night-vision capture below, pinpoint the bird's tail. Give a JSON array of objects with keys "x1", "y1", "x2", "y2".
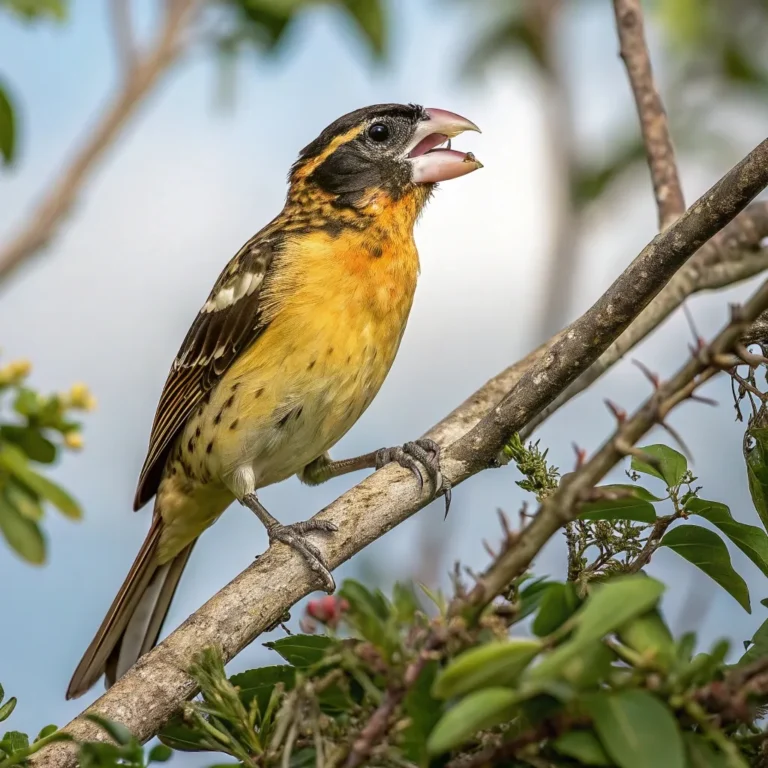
[{"x1": 66, "y1": 518, "x2": 195, "y2": 699}]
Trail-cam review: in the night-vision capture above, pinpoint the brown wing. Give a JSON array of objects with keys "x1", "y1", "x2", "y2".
[{"x1": 133, "y1": 233, "x2": 278, "y2": 510}]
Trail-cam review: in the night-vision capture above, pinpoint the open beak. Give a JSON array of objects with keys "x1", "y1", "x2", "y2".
[{"x1": 407, "y1": 108, "x2": 483, "y2": 184}]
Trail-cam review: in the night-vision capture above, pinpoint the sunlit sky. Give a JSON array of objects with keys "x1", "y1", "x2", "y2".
[{"x1": 1, "y1": 0, "x2": 767, "y2": 743}]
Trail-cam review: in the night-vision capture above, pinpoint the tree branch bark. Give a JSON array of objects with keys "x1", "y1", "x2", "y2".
[
  {"x1": 613, "y1": 0, "x2": 685, "y2": 229},
  {"x1": 33, "y1": 133, "x2": 768, "y2": 767},
  {"x1": 0, "y1": 0, "x2": 198, "y2": 285}
]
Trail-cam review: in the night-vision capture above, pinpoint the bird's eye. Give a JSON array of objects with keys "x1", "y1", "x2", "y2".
[{"x1": 368, "y1": 123, "x2": 390, "y2": 142}]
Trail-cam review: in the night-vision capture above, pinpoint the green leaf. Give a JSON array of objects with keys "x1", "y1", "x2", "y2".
[
  {"x1": 0, "y1": 492, "x2": 45, "y2": 564},
  {"x1": 738, "y1": 617, "x2": 768, "y2": 666},
  {"x1": 12, "y1": 388, "x2": 40, "y2": 417},
  {"x1": 554, "y1": 730, "x2": 611, "y2": 766},
  {"x1": 0, "y1": 443, "x2": 82, "y2": 519},
  {"x1": 684, "y1": 733, "x2": 729, "y2": 768},
  {"x1": 5, "y1": 480, "x2": 43, "y2": 521},
  {"x1": 532, "y1": 582, "x2": 581, "y2": 636},
  {"x1": 84, "y1": 714, "x2": 134, "y2": 746},
  {"x1": 401, "y1": 660, "x2": 441, "y2": 765},
  {"x1": 340, "y1": 579, "x2": 390, "y2": 620},
  {"x1": 616, "y1": 610, "x2": 675, "y2": 669},
  {"x1": 0, "y1": 80, "x2": 15, "y2": 166},
  {"x1": 263, "y1": 634, "x2": 335, "y2": 668},
  {"x1": 0, "y1": 698, "x2": 16, "y2": 722},
  {"x1": 556, "y1": 640, "x2": 615, "y2": 689},
  {"x1": 579, "y1": 485, "x2": 658, "y2": 523},
  {"x1": 572, "y1": 576, "x2": 665, "y2": 644},
  {"x1": 631, "y1": 444, "x2": 687, "y2": 487},
  {"x1": 661, "y1": 525, "x2": 751, "y2": 612},
  {"x1": 34, "y1": 725, "x2": 59, "y2": 742},
  {"x1": 686, "y1": 497, "x2": 768, "y2": 577},
  {"x1": 1, "y1": 425, "x2": 56, "y2": 463},
  {"x1": 158, "y1": 720, "x2": 210, "y2": 752},
  {"x1": 745, "y1": 424, "x2": 768, "y2": 531},
  {"x1": 587, "y1": 690, "x2": 685, "y2": 768},
  {"x1": 515, "y1": 577, "x2": 557, "y2": 622},
  {"x1": 432, "y1": 639, "x2": 542, "y2": 699},
  {"x1": 1, "y1": 0, "x2": 68, "y2": 21},
  {"x1": 591, "y1": 484, "x2": 663, "y2": 502},
  {"x1": 526, "y1": 576, "x2": 663, "y2": 684},
  {"x1": 427, "y1": 687, "x2": 521, "y2": 755},
  {"x1": 230, "y1": 665, "x2": 295, "y2": 715},
  {"x1": 339, "y1": 0, "x2": 386, "y2": 58},
  {"x1": 339, "y1": 579, "x2": 399, "y2": 653},
  {"x1": 392, "y1": 581, "x2": 419, "y2": 623},
  {"x1": 288, "y1": 749, "x2": 317, "y2": 768},
  {"x1": 2, "y1": 731, "x2": 28, "y2": 753},
  {"x1": 148, "y1": 743, "x2": 173, "y2": 763}
]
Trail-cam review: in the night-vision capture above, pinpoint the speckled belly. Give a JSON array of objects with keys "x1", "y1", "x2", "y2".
[{"x1": 179, "y1": 296, "x2": 410, "y2": 493}]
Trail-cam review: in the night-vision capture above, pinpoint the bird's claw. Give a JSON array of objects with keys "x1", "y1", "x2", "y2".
[
  {"x1": 376, "y1": 438, "x2": 452, "y2": 516},
  {"x1": 267, "y1": 519, "x2": 338, "y2": 593}
]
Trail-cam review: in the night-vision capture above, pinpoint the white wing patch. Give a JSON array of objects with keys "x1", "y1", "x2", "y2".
[{"x1": 203, "y1": 272, "x2": 264, "y2": 313}]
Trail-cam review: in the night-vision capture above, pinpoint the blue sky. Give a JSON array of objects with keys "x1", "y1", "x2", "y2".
[{"x1": 1, "y1": 0, "x2": 767, "y2": 746}]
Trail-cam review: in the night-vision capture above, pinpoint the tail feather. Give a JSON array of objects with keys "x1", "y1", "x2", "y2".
[
  {"x1": 66, "y1": 519, "x2": 194, "y2": 699},
  {"x1": 106, "y1": 541, "x2": 194, "y2": 687}
]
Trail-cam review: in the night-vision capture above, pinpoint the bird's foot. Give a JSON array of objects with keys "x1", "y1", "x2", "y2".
[
  {"x1": 376, "y1": 438, "x2": 452, "y2": 516},
  {"x1": 266, "y1": 518, "x2": 338, "y2": 593}
]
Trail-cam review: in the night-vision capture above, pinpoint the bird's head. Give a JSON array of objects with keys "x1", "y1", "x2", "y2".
[{"x1": 288, "y1": 103, "x2": 482, "y2": 215}]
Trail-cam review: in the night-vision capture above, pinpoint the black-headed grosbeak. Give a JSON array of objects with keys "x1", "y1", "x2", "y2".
[{"x1": 67, "y1": 103, "x2": 481, "y2": 699}]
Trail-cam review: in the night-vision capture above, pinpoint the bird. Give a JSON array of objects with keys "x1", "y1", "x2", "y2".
[{"x1": 66, "y1": 103, "x2": 482, "y2": 699}]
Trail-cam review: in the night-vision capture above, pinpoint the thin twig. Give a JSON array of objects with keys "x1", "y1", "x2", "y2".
[
  {"x1": 0, "y1": 0, "x2": 198, "y2": 284},
  {"x1": 446, "y1": 715, "x2": 590, "y2": 768},
  {"x1": 344, "y1": 637, "x2": 441, "y2": 768},
  {"x1": 613, "y1": 0, "x2": 685, "y2": 229},
  {"x1": 109, "y1": 0, "x2": 137, "y2": 76}
]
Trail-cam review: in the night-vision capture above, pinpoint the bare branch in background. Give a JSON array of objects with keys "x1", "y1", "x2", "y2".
[
  {"x1": 0, "y1": 0, "x2": 198, "y2": 285},
  {"x1": 109, "y1": 0, "x2": 137, "y2": 76},
  {"x1": 527, "y1": 0, "x2": 580, "y2": 342},
  {"x1": 33, "y1": 132, "x2": 768, "y2": 768},
  {"x1": 613, "y1": 0, "x2": 685, "y2": 229}
]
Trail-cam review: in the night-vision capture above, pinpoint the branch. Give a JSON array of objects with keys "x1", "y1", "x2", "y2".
[
  {"x1": 521, "y1": 201, "x2": 768, "y2": 440},
  {"x1": 743, "y1": 308, "x2": 768, "y2": 346},
  {"x1": 109, "y1": 0, "x2": 137, "y2": 76},
  {"x1": 33, "y1": 135, "x2": 768, "y2": 768},
  {"x1": 613, "y1": 0, "x2": 685, "y2": 229},
  {"x1": 0, "y1": 0, "x2": 198, "y2": 285},
  {"x1": 465, "y1": 279, "x2": 768, "y2": 612},
  {"x1": 451, "y1": 137, "x2": 768, "y2": 474}
]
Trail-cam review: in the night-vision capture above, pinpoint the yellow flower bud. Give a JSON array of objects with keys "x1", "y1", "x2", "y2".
[
  {"x1": 68, "y1": 382, "x2": 97, "y2": 411},
  {"x1": 64, "y1": 432, "x2": 84, "y2": 450},
  {"x1": 9, "y1": 359, "x2": 32, "y2": 379},
  {"x1": 0, "y1": 359, "x2": 32, "y2": 385}
]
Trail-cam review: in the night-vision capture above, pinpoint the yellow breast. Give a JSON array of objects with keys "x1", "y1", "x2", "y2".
[{"x1": 191, "y1": 220, "x2": 420, "y2": 488}]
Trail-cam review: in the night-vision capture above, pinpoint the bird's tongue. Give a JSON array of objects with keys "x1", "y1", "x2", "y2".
[{"x1": 408, "y1": 133, "x2": 449, "y2": 157}]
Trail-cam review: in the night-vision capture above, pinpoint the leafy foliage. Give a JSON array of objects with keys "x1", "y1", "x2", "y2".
[
  {"x1": 0, "y1": 358, "x2": 92, "y2": 563},
  {"x1": 10, "y1": 567, "x2": 768, "y2": 766}
]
